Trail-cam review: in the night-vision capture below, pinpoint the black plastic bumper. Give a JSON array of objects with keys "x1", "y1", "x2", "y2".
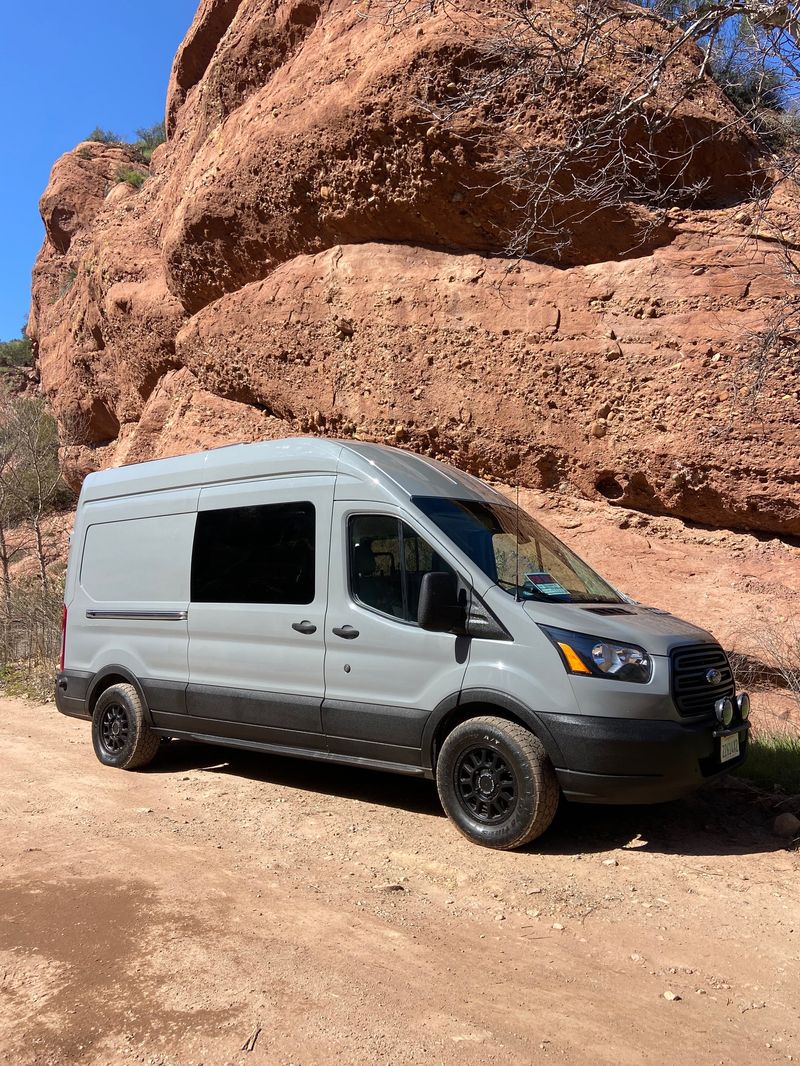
[
  {"x1": 539, "y1": 711, "x2": 750, "y2": 805},
  {"x1": 55, "y1": 671, "x2": 92, "y2": 720}
]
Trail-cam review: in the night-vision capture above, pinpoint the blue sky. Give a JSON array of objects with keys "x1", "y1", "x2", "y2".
[{"x1": 0, "y1": 1, "x2": 199, "y2": 340}]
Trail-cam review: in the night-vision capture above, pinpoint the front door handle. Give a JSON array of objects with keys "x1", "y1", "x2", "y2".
[
  {"x1": 332, "y1": 625, "x2": 360, "y2": 640},
  {"x1": 292, "y1": 620, "x2": 317, "y2": 635}
]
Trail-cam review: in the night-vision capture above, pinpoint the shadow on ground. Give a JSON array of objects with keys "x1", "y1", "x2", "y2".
[{"x1": 148, "y1": 740, "x2": 785, "y2": 859}]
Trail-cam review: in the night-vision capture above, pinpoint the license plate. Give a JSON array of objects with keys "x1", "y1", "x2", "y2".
[{"x1": 720, "y1": 732, "x2": 740, "y2": 763}]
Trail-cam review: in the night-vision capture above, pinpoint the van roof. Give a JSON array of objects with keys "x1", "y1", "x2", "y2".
[{"x1": 80, "y1": 437, "x2": 506, "y2": 506}]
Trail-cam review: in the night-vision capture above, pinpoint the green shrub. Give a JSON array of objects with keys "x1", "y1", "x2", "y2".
[
  {"x1": 115, "y1": 165, "x2": 147, "y2": 190},
  {"x1": 87, "y1": 127, "x2": 122, "y2": 144},
  {"x1": 133, "y1": 121, "x2": 166, "y2": 163},
  {"x1": 0, "y1": 337, "x2": 33, "y2": 369}
]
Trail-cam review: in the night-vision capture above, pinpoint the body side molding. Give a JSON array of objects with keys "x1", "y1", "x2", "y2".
[{"x1": 85, "y1": 610, "x2": 188, "y2": 621}]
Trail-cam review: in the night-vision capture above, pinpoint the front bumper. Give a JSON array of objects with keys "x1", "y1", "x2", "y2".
[{"x1": 540, "y1": 711, "x2": 749, "y2": 804}]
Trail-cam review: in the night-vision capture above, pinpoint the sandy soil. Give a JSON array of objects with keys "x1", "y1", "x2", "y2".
[{"x1": 0, "y1": 696, "x2": 797, "y2": 1066}]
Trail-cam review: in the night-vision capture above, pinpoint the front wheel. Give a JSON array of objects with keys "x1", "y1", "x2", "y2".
[
  {"x1": 436, "y1": 716, "x2": 559, "y2": 850},
  {"x1": 91, "y1": 683, "x2": 160, "y2": 770}
]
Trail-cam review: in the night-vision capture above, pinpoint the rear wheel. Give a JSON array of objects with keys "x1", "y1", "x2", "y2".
[
  {"x1": 91, "y1": 683, "x2": 160, "y2": 770},
  {"x1": 436, "y1": 716, "x2": 559, "y2": 850}
]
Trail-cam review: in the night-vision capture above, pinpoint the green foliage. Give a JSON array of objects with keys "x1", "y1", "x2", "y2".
[
  {"x1": 0, "y1": 337, "x2": 33, "y2": 369},
  {"x1": 736, "y1": 727, "x2": 800, "y2": 794},
  {"x1": 87, "y1": 127, "x2": 122, "y2": 144},
  {"x1": 115, "y1": 165, "x2": 147, "y2": 190},
  {"x1": 133, "y1": 121, "x2": 166, "y2": 163},
  {"x1": 84, "y1": 121, "x2": 166, "y2": 170}
]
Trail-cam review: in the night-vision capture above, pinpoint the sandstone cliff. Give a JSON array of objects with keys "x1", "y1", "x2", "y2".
[{"x1": 28, "y1": 0, "x2": 800, "y2": 535}]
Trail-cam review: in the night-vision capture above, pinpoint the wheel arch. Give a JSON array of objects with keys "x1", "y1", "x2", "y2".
[
  {"x1": 87, "y1": 665, "x2": 151, "y2": 722},
  {"x1": 424, "y1": 688, "x2": 565, "y2": 772}
]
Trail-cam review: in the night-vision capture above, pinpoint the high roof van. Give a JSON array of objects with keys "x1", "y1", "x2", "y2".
[{"x1": 56, "y1": 439, "x2": 750, "y2": 849}]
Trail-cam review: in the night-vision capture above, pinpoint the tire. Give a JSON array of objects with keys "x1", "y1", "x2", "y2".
[
  {"x1": 436, "y1": 716, "x2": 560, "y2": 850},
  {"x1": 91, "y1": 683, "x2": 161, "y2": 771}
]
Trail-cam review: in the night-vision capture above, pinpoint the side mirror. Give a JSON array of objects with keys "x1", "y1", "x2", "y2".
[{"x1": 417, "y1": 572, "x2": 466, "y2": 633}]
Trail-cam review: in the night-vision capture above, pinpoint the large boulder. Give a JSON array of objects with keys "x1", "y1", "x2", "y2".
[{"x1": 28, "y1": 0, "x2": 799, "y2": 532}]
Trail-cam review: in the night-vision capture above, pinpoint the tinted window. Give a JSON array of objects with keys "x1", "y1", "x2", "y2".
[
  {"x1": 349, "y1": 515, "x2": 454, "y2": 623},
  {"x1": 192, "y1": 502, "x2": 315, "y2": 604}
]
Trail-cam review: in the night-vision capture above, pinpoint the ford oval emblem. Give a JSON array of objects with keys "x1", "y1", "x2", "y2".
[{"x1": 706, "y1": 668, "x2": 723, "y2": 685}]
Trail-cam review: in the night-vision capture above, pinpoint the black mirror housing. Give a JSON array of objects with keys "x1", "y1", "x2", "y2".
[{"x1": 417, "y1": 572, "x2": 466, "y2": 633}]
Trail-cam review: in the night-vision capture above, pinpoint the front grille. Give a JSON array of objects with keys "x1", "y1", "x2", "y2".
[{"x1": 671, "y1": 644, "x2": 735, "y2": 717}]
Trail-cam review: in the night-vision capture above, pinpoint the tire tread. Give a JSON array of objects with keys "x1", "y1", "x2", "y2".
[
  {"x1": 436, "y1": 715, "x2": 560, "y2": 850},
  {"x1": 92, "y1": 683, "x2": 160, "y2": 771}
]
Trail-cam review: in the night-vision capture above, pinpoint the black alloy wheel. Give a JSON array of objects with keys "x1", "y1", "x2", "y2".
[
  {"x1": 454, "y1": 745, "x2": 518, "y2": 825},
  {"x1": 99, "y1": 702, "x2": 130, "y2": 755}
]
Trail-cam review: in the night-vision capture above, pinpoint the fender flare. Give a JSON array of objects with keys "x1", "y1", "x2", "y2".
[
  {"x1": 86, "y1": 665, "x2": 152, "y2": 724},
  {"x1": 422, "y1": 688, "x2": 565, "y2": 771}
]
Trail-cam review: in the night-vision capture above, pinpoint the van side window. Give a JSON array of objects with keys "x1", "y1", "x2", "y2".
[
  {"x1": 192, "y1": 502, "x2": 315, "y2": 604},
  {"x1": 349, "y1": 515, "x2": 454, "y2": 623}
]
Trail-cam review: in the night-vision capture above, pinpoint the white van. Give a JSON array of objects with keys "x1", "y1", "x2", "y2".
[{"x1": 56, "y1": 439, "x2": 750, "y2": 849}]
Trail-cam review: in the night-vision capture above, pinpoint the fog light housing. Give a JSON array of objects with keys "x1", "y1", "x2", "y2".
[
  {"x1": 715, "y1": 697, "x2": 734, "y2": 727},
  {"x1": 737, "y1": 692, "x2": 751, "y2": 720}
]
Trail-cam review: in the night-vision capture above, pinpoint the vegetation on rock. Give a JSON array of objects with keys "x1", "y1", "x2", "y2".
[
  {"x1": 0, "y1": 335, "x2": 34, "y2": 369},
  {"x1": 115, "y1": 164, "x2": 148, "y2": 189},
  {"x1": 132, "y1": 121, "x2": 166, "y2": 163}
]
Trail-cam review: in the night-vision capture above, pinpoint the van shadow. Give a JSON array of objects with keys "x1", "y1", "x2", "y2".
[
  {"x1": 537, "y1": 783, "x2": 784, "y2": 859},
  {"x1": 150, "y1": 741, "x2": 783, "y2": 858},
  {"x1": 151, "y1": 740, "x2": 443, "y2": 818}
]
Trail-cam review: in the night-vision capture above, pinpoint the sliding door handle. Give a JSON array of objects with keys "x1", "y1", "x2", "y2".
[
  {"x1": 332, "y1": 625, "x2": 359, "y2": 640},
  {"x1": 292, "y1": 620, "x2": 317, "y2": 635}
]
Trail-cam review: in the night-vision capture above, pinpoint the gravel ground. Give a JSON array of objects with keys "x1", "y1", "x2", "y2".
[{"x1": 0, "y1": 696, "x2": 798, "y2": 1065}]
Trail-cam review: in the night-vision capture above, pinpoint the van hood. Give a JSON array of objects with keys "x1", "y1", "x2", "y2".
[{"x1": 520, "y1": 601, "x2": 717, "y2": 656}]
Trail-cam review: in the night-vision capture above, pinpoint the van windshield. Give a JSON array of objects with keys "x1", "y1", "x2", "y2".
[{"x1": 412, "y1": 496, "x2": 623, "y2": 604}]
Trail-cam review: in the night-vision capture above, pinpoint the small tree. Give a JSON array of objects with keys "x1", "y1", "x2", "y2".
[
  {"x1": 133, "y1": 122, "x2": 167, "y2": 162},
  {"x1": 0, "y1": 392, "x2": 72, "y2": 592}
]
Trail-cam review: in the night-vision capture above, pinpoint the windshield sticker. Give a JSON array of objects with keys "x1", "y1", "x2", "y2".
[{"x1": 524, "y1": 572, "x2": 570, "y2": 598}]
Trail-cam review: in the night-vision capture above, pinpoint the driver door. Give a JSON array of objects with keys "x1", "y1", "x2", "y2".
[{"x1": 322, "y1": 503, "x2": 470, "y2": 768}]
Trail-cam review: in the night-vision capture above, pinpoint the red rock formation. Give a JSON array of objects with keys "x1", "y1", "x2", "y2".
[{"x1": 28, "y1": 0, "x2": 800, "y2": 535}]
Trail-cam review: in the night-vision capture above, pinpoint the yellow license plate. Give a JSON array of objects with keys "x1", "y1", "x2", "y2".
[{"x1": 720, "y1": 732, "x2": 740, "y2": 763}]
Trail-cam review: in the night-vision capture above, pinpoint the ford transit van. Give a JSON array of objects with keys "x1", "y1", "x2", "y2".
[{"x1": 56, "y1": 439, "x2": 750, "y2": 849}]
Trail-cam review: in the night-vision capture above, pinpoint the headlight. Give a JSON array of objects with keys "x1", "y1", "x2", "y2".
[{"x1": 540, "y1": 625, "x2": 652, "y2": 684}]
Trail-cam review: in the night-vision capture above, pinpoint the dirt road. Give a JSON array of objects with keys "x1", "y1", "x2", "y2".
[{"x1": 0, "y1": 697, "x2": 797, "y2": 1066}]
